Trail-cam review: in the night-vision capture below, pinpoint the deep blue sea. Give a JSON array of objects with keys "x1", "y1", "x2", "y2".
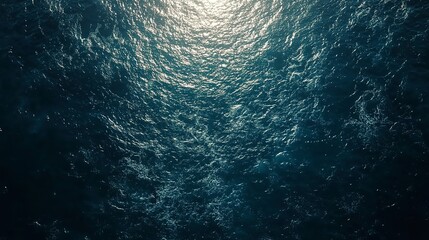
[{"x1": 1, "y1": 0, "x2": 429, "y2": 239}]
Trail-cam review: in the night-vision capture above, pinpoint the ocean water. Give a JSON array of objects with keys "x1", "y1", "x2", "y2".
[{"x1": 1, "y1": 0, "x2": 428, "y2": 239}]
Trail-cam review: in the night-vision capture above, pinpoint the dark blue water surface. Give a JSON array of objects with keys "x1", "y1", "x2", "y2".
[{"x1": 1, "y1": 0, "x2": 429, "y2": 239}]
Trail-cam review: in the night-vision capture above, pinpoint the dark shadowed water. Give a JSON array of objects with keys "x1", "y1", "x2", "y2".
[{"x1": 1, "y1": 0, "x2": 429, "y2": 239}]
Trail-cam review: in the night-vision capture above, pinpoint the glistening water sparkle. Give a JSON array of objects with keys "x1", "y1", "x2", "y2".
[{"x1": 1, "y1": 0, "x2": 429, "y2": 239}]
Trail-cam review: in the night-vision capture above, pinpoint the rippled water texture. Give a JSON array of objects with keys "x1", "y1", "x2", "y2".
[{"x1": 1, "y1": 0, "x2": 429, "y2": 239}]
